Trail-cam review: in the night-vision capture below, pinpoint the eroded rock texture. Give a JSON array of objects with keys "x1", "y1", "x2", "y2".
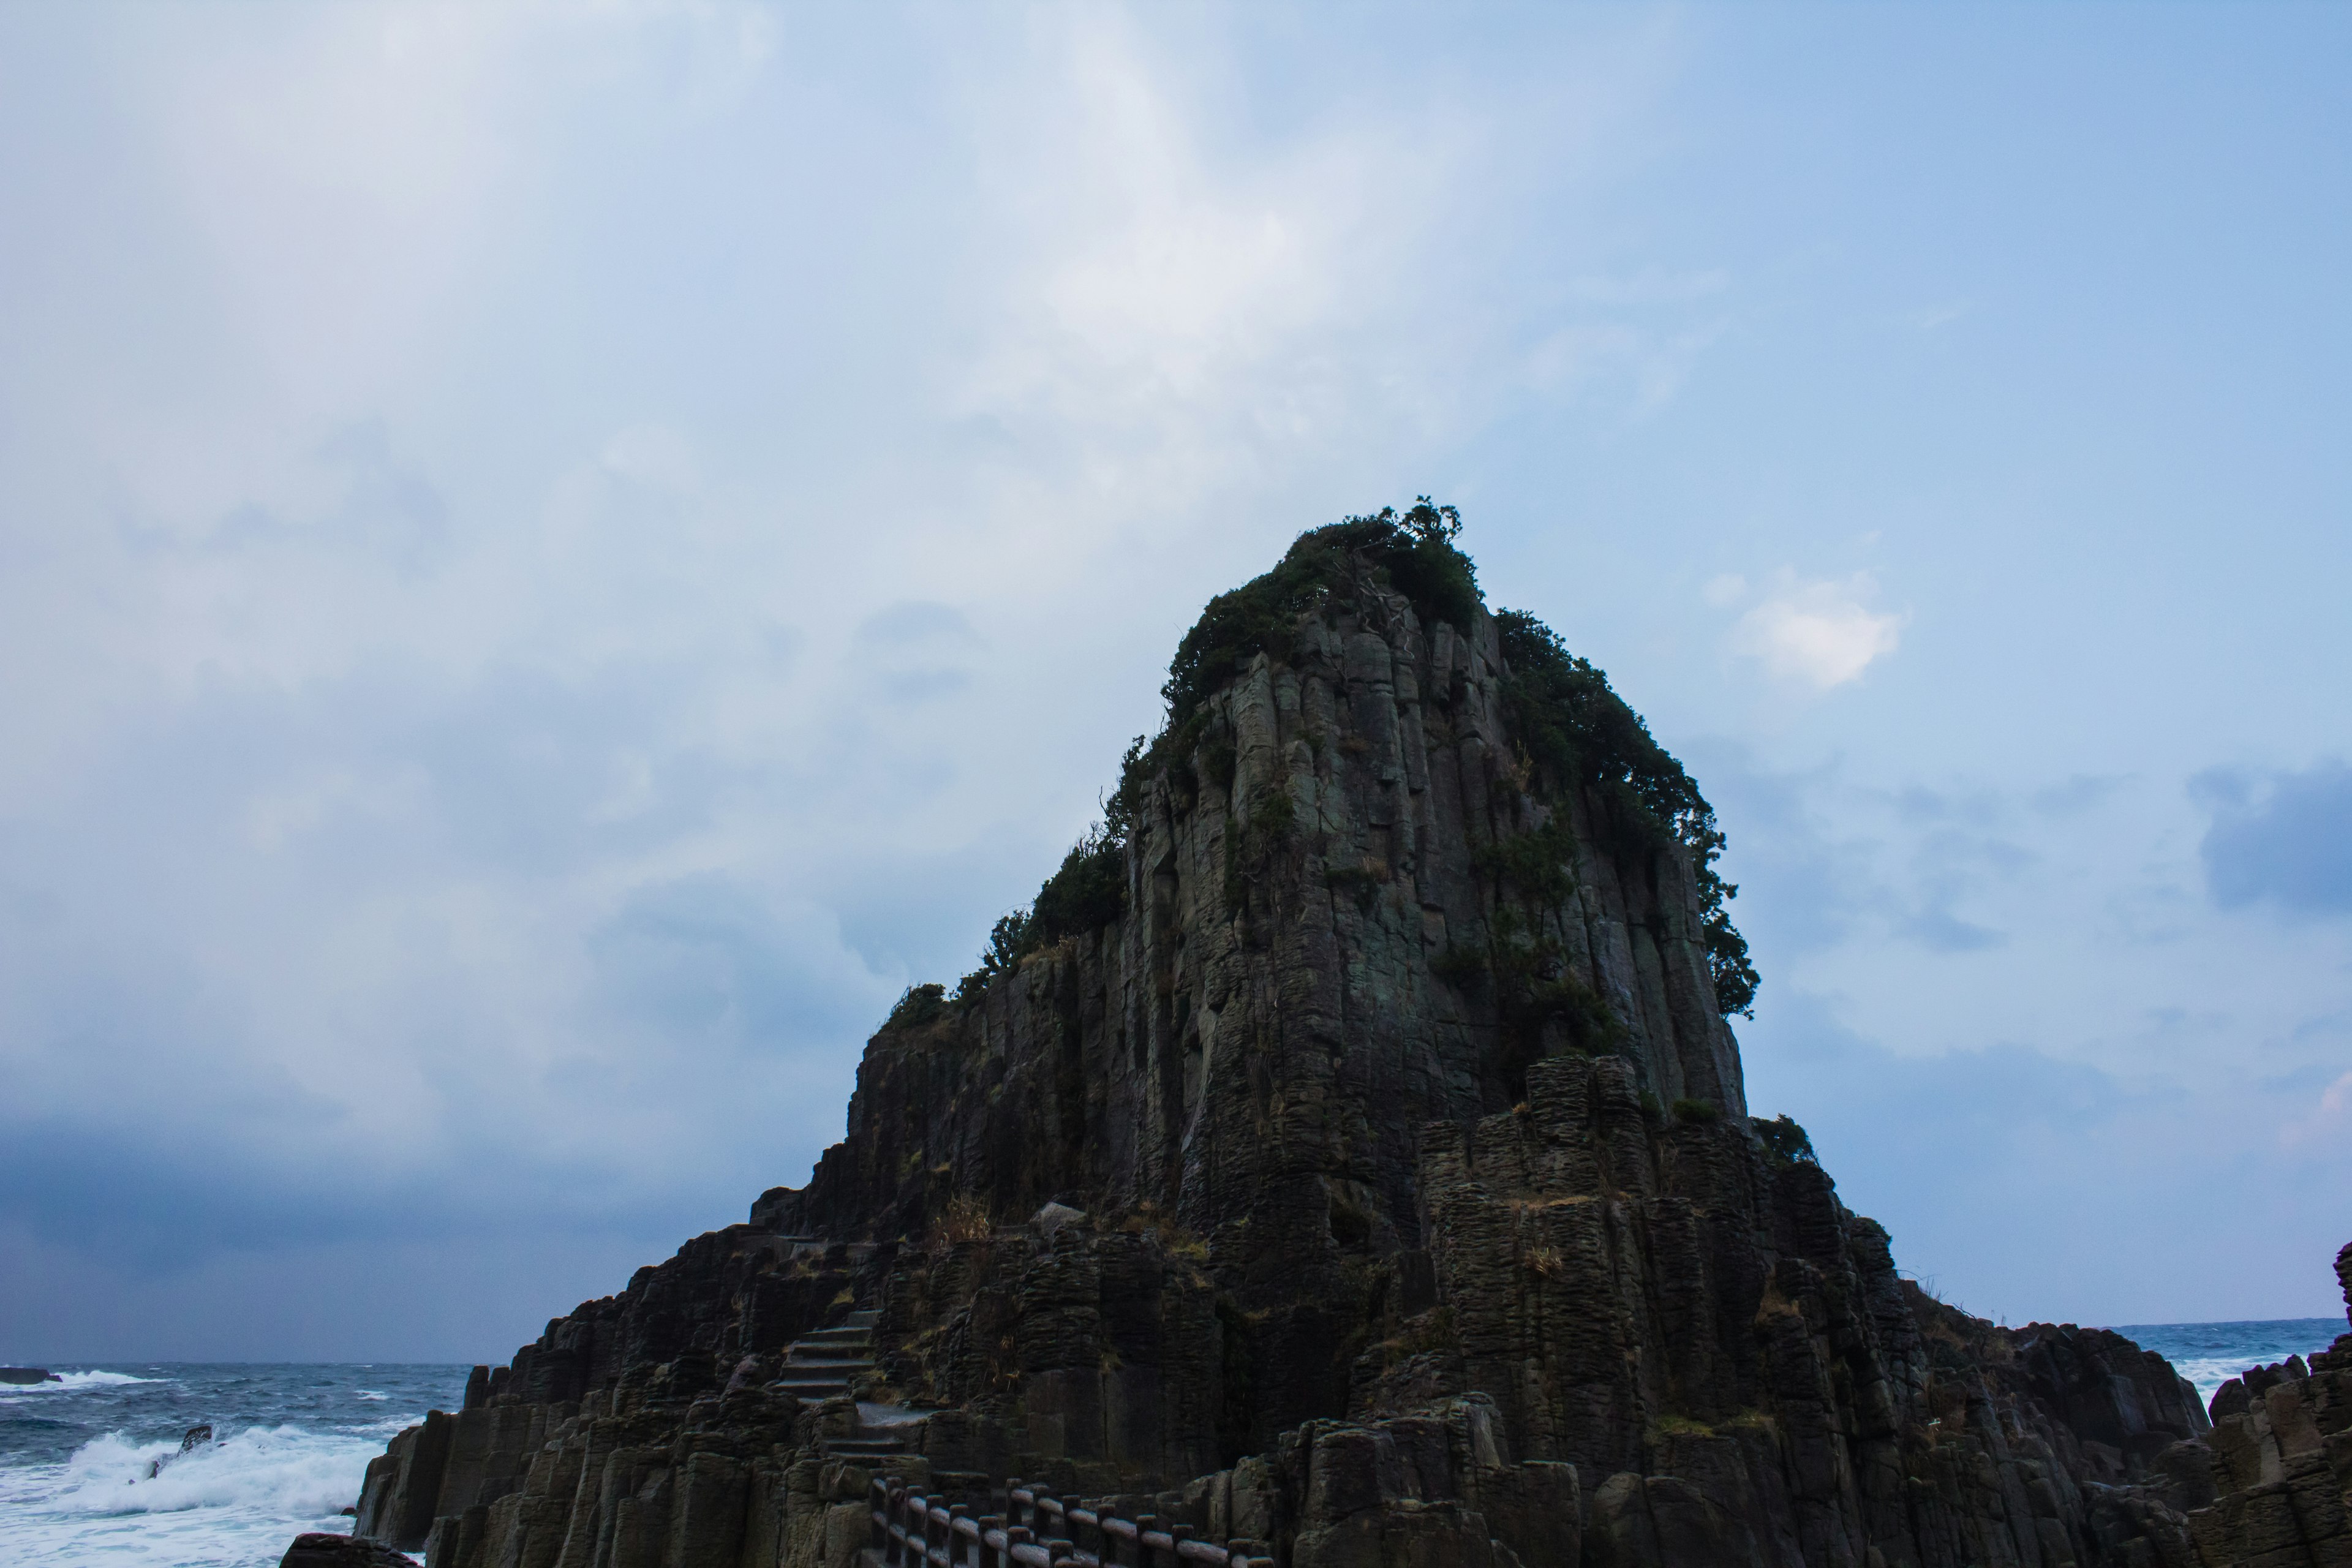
[
  {"x1": 2184, "y1": 1246, "x2": 2352, "y2": 1567},
  {"x1": 347, "y1": 533, "x2": 2245, "y2": 1567}
]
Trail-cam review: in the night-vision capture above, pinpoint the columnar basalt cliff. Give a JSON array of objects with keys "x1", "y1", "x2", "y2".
[{"x1": 350, "y1": 509, "x2": 2291, "y2": 1568}]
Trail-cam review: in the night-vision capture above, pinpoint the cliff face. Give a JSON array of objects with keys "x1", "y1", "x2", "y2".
[
  {"x1": 762, "y1": 582, "x2": 1744, "y2": 1261},
  {"x1": 351, "y1": 524, "x2": 2252, "y2": 1568}
]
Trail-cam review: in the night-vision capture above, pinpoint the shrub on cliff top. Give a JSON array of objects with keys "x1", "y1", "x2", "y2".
[
  {"x1": 952, "y1": 501, "x2": 1477, "y2": 1004},
  {"x1": 953, "y1": 821, "x2": 1127, "y2": 1002},
  {"x1": 1754, "y1": 1114, "x2": 1817, "y2": 1166},
  {"x1": 1161, "y1": 498, "x2": 1479, "y2": 728},
  {"x1": 944, "y1": 500, "x2": 1760, "y2": 1024},
  {"x1": 886, "y1": 982, "x2": 947, "y2": 1030}
]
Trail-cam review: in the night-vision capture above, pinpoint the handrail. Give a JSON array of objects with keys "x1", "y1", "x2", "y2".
[{"x1": 867, "y1": 1475, "x2": 1275, "y2": 1568}]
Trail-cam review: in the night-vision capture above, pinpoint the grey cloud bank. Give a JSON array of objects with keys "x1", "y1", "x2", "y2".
[
  {"x1": 1, "y1": 2, "x2": 2347, "y2": 1360},
  {"x1": 2199, "y1": 761, "x2": 2352, "y2": 917}
]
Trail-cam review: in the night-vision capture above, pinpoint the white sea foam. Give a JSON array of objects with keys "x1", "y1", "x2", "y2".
[
  {"x1": 0, "y1": 1370, "x2": 161, "y2": 1395},
  {"x1": 0, "y1": 1423, "x2": 413, "y2": 1567},
  {"x1": 353, "y1": 1390, "x2": 389, "y2": 1401},
  {"x1": 2174, "y1": 1354, "x2": 2292, "y2": 1401}
]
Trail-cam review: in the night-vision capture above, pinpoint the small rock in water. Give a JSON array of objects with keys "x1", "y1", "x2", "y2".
[
  {"x1": 279, "y1": 1533, "x2": 416, "y2": 1568},
  {"x1": 149, "y1": 1424, "x2": 216, "y2": 1477},
  {"x1": 0, "y1": 1366, "x2": 60, "y2": 1384}
]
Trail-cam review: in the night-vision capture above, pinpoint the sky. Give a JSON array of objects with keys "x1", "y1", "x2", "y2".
[{"x1": 0, "y1": 2, "x2": 2345, "y2": 1362}]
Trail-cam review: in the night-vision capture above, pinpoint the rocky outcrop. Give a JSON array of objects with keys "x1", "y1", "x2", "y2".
[
  {"x1": 352, "y1": 1231, "x2": 884, "y2": 1556},
  {"x1": 2182, "y1": 1242, "x2": 2352, "y2": 1567},
  {"x1": 345, "y1": 518, "x2": 2226, "y2": 1567},
  {"x1": 1405, "y1": 1053, "x2": 2211, "y2": 1567},
  {"x1": 0, "y1": 1366, "x2": 61, "y2": 1384},
  {"x1": 281, "y1": 1534, "x2": 418, "y2": 1568}
]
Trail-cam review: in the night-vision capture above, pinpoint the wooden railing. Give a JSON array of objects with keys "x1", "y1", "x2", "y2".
[{"x1": 868, "y1": 1477, "x2": 1276, "y2": 1568}]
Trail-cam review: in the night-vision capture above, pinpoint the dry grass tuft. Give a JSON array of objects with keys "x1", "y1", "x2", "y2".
[{"x1": 929, "y1": 1193, "x2": 992, "y2": 1250}]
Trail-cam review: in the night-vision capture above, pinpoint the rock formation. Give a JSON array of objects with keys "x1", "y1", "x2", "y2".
[
  {"x1": 2179, "y1": 1243, "x2": 2352, "y2": 1567},
  {"x1": 281, "y1": 1534, "x2": 419, "y2": 1568},
  {"x1": 345, "y1": 509, "x2": 2267, "y2": 1567}
]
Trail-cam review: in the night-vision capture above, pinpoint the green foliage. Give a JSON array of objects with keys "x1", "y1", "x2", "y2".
[
  {"x1": 1705, "y1": 908, "x2": 1760, "y2": 1021},
  {"x1": 886, "y1": 982, "x2": 947, "y2": 1030},
  {"x1": 1200, "y1": 729, "x2": 1238, "y2": 793},
  {"x1": 1474, "y1": 816, "x2": 1578, "y2": 906},
  {"x1": 953, "y1": 747, "x2": 1138, "y2": 1005},
  {"x1": 1161, "y1": 498, "x2": 1480, "y2": 729},
  {"x1": 1031, "y1": 826, "x2": 1125, "y2": 945},
  {"x1": 1491, "y1": 608, "x2": 1710, "y2": 840},
  {"x1": 1472, "y1": 905, "x2": 1626, "y2": 1100},
  {"x1": 1754, "y1": 1114, "x2": 1817, "y2": 1166},
  {"x1": 1670, "y1": 1096, "x2": 1721, "y2": 1125},
  {"x1": 952, "y1": 824, "x2": 1126, "y2": 1001},
  {"x1": 1223, "y1": 787, "x2": 1298, "y2": 913},
  {"x1": 932, "y1": 501, "x2": 1763, "y2": 1038},
  {"x1": 1102, "y1": 734, "x2": 1148, "y2": 844},
  {"x1": 1491, "y1": 608, "x2": 1759, "y2": 1019}
]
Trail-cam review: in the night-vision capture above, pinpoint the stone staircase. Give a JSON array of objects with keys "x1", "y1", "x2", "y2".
[
  {"x1": 768, "y1": 1309, "x2": 921, "y2": 1463},
  {"x1": 769, "y1": 1308, "x2": 881, "y2": 1405}
]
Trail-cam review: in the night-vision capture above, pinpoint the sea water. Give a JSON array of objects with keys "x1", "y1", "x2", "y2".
[
  {"x1": 2117, "y1": 1319, "x2": 2345, "y2": 1402},
  {"x1": 1, "y1": 1322, "x2": 2343, "y2": 1566},
  {"x1": 0, "y1": 1363, "x2": 464, "y2": 1566}
]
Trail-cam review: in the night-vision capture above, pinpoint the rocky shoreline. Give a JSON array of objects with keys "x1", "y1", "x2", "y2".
[{"x1": 326, "y1": 519, "x2": 2352, "y2": 1567}]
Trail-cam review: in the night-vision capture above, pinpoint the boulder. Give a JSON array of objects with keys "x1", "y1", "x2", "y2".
[
  {"x1": 0, "y1": 1366, "x2": 60, "y2": 1384},
  {"x1": 279, "y1": 1533, "x2": 417, "y2": 1568}
]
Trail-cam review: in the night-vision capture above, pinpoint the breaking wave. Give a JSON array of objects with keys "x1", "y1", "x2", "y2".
[
  {"x1": 48, "y1": 1425, "x2": 381, "y2": 1519},
  {"x1": 0, "y1": 1370, "x2": 161, "y2": 1394}
]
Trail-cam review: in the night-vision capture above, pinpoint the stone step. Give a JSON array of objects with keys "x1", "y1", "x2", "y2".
[
  {"x1": 824, "y1": 1436, "x2": 906, "y2": 1457},
  {"x1": 771, "y1": 1305, "x2": 882, "y2": 1406}
]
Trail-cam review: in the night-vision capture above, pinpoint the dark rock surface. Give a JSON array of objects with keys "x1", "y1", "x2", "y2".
[
  {"x1": 279, "y1": 1533, "x2": 418, "y2": 1568},
  {"x1": 0, "y1": 1366, "x2": 61, "y2": 1384},
  {"x1": 351, "y1": 520, "x2": 2238, "y2": 1567},
  {"x1": 2181, "y1": 1240, "x2": 2352, "y2": 1567}
]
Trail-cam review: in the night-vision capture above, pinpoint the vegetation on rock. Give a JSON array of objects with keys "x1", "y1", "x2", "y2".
[
  {"x1": 1490, "y1": 608, "x2": 1759, "y2": 1018},
  {"x1": 949, "y1": 499, "x2": 1760, "y2": 1022},
  {"x1": 1752, "y1": 1112, "x2": 1817, "y2": 1166}
]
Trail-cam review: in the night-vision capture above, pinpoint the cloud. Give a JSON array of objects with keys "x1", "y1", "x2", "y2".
[
  {"x1": 0, "y1": 2, "x2": 1700, "y2": 1357},
  {"x1": 1735, "y1": 984, "x2": 2350, "y2": 1322},
  {"x1": 1723, "y1": 571, "x2": 1905, "y2": 689},
  {"x1": 2195, "y1": 760, "x2": 2352, "y2": 917},
  {"x1": 2281, "y1": 1069, "x2": 2352, "y2": 1149}
]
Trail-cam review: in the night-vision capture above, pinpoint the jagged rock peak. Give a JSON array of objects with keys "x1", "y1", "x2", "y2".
[{"x1": 762, "y1": 503, "x2": 1752, "y2": 1253}]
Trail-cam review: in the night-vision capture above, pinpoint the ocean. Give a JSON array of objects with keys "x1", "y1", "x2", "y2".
[
  {"x1": 1, "y1": 1319, "x2": 2342, "y2": 1567},
  {"x1": 0, "y1": 1364, "x2": 464, "y2": 1566}
]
